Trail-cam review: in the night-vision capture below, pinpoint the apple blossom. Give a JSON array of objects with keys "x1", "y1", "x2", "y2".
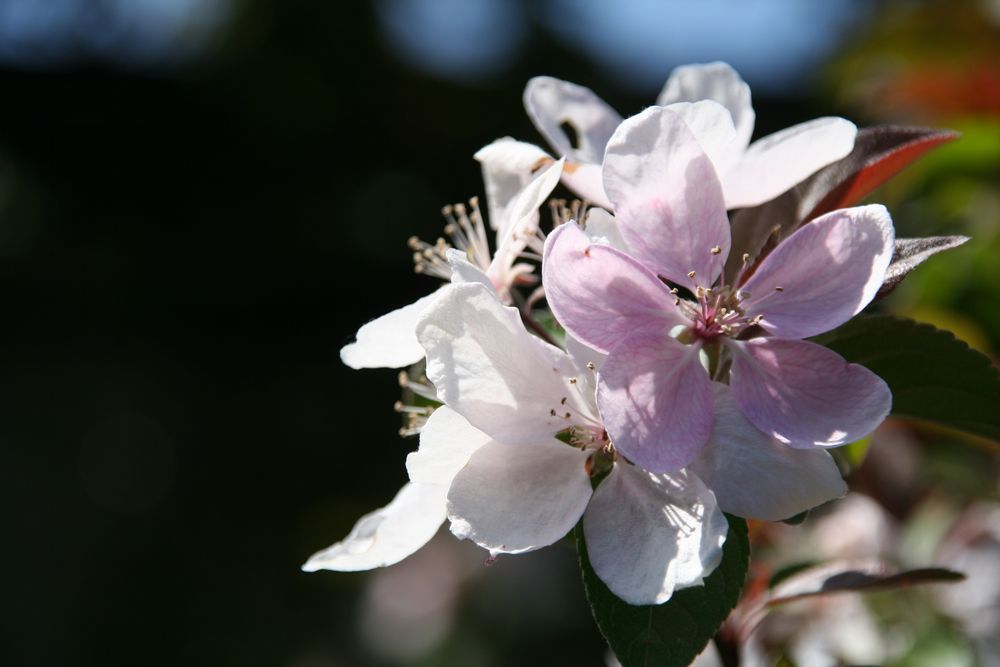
[
  {"x1": 408, "y1": 280, "x2": 844, "y2": 602},
  {"x1": 338, "y1": 141, "x2": 563, "y2": 369},
  {"x1": 523, "y1": 61, "x2": 856, "y2": 209},
  {"x1": 543, "y1": 105, "x2": 892, "y2": 474}
]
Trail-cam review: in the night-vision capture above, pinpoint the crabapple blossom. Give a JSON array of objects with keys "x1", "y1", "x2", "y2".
[
  {"x1": 543, "y1": 105, "x2": 892, "y2": 474},
  {"x1": 416, "y1": 280, "x2": 728, "y2": 604},
  {"x1": 523, "y1": 61, "x2": 856, "y2": 209},
  {"x1": 338, "y1": 142, "x2": 563, "y2": 369},
  {"x1": 408, "y1": 279, "x2": 843, "y2": 601}
]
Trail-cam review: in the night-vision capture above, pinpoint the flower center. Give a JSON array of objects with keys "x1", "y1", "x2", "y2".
[{"x1": 677, "y1": 284, "x2": 761, "y2": 342}]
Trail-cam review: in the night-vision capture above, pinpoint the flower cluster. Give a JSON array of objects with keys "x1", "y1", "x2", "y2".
[{"x1": 304, "y1": 63, "x2": 904, "y2": 606}]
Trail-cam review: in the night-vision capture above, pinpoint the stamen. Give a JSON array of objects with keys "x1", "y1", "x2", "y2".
[
  {"x1": 710, "y1": 246, "x2": 722, "y2": 255},
  {"x1": 408, "y1": 198, "x2": 493, "y2": 279},
  {"x1": 687, "y1": 270, "x2": 697, "y2": 279}
]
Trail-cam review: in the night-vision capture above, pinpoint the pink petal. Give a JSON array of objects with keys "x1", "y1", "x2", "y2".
[
  {"x1": 741, "y1": 205, "x2": 895, "y2": 339},
  {"x1": 729, "y1": 338, "x2": 892, "y2": 448},
  {"x1": 542, "y1": 222, "x2": 682, "y2": 354},
  {"x1": 724, "y1": 117, "x2": 857, "y2": 209},
  {"x1": 603, "y1": 106, "x2": 730, "y2": 289},
  {"x1": 597, "y1": 332, "x2": 713, "y2": 472},
  {"x1": 523, "y1": 76, "x2": 623, "y2": 165},
  {"x1": 690, "y1": 384, "x2": 847, "y2": 521}
]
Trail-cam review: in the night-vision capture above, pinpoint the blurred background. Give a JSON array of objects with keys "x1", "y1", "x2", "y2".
[{"x1": 0, "y1": 0, "x2": 998, "y2": 665}]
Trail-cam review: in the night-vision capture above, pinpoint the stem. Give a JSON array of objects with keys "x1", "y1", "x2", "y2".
[{"x1": 509, "y1": 288, "x2": 558, "y2": 347}]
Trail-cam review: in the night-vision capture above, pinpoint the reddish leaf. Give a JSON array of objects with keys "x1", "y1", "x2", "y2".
[
  {"x1": 726, "y1": 125, "x2": 959, "y2": 281},
  {"x1": 766, "y1": 559, "x2": 965, "y2": 607},
  {"x1": 876, "y1": 235, "x2": 970, "y2": 299},
  {"x1": 804, "y1": 126, "x2": 960, "y2": 220}
]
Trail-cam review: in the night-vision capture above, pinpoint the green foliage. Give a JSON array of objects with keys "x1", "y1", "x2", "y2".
[
  {"x1": 815, "y1": 314, "x2": 1000, "y2": 443},
  {"x1": 578, "y1": 516, "x2": 750, "y2": 667}
]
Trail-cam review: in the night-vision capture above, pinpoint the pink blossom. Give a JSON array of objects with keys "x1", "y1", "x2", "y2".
[
  {"x1": 543, "y1": 106, "x2": 893, "y2": 474},
  {"x1": 524, "y1": 62, "x2": 856, "y2": 210}
]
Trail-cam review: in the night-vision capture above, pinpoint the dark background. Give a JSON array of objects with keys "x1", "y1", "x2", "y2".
[{"x1": 1, "y1": 1, "x2": 995, "y2": 665}]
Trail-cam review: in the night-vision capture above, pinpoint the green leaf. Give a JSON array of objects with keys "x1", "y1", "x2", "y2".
[
  {"x1": 814, "y1": 314, "x2": 1000, "y2": 443},
  {"x1": 578, "y1": 515, "x2": 750, "y2": 667}
]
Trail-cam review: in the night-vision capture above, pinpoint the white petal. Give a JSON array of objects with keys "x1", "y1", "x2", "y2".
[
  {"x1": 723, "y1": 117, "x2": 857, "y2": 208},
  {"x1": 561, "y1": 161, "x2": 614, "y2": 210},
  {"x1": 416, "y1": 282, "x2": 577, "y2": 444},
  {"x1": 445, "y1": 248, "x2": 494, "y2": 291},
  {"x1": 302, "y1": 482, "x2": 446, "y2": 572},
  {"x1": 340, "y1": 289, "x2": 442, "y2": 369},
  {"x1": 487, "y1": 157, "x2": 564, "y2": 291},
  {"x1": 447, "y1": 438, "x2": 592, "y2": 554},
  {"x1": 523, "y1": 76, "x2": 623, "y2": 164},
  {"x1": 664, "y1": 100, "x2": 741, "y2": 176},
  {"x1": 602, "y1": 106, "x2": 730, "y2": 289},
  {"x1": 474, "y1": 137, "x2": 552, "y2": 231},
  {"x1": 582, "y1": 207, "x2": 628, "y2": 252},
  {"x1": 690, "y1": 384, "x2": 847, "y2": 521},
  {"x1": 406, "y1": 406, "x2": 492, "y2": 486},
  {"x1": 657, "y1": 62, "x2": 755, "y2": 149},
  {"x1": 583, "y1": 463, "x2": 728, "y2": 605}
]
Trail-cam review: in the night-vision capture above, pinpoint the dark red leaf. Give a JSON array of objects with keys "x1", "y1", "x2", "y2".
[
  {"x1": 804, "y1": 126, "x2": 960, "y2": 221},
  {"x1": 766, "y1": 559, "x2": 965, "y2": 607},
  {"x1": 726, "y1": 125, "x2": 959, "y2": 282}
]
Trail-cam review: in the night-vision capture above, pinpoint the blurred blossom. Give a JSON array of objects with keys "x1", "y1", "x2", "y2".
[
  {"x1": 374, "y1": 0, "x2": 526, "y2": 83},
  {"x1": 0, "y1": 0, "x2": 233, "y2": 68},
  {"x1": 359, "y1": 533, "x2": 481, "y2": 662},
  {"x1": 541, "y1": 0, "x2": 866, "y2": 95},
  {"x1": 935, "y1": 504, "x2": 1000, "y2": 664}
]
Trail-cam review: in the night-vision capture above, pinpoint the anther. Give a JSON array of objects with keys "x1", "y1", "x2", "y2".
[
  {"x1": 687, "y1": 270, "x2": 697, "y2": 279},
  {"x1": 586, "y1": 362, "x2": 596, "y2": 371},
  {"x1": 560, "y1": 397, "x2": 567, "y2": 405},
  {"x1": 774, "y1": 286, "x2": 784, "y2": 292},
  {"x1": 670, "y1": 288, "x2": 678, "y2": 294},
  {"x1": 550, "y1": 409, "x2": 557, "y2": 416},
  {"x1": 710, "y1": 246, "x2": 722, "y2": 255},
  {"x1": 569, "y1": 377, "x2": 578, "y2": 384},
  {"x1": 742, "y1": 253, "x2": 750, "y2": 263}
]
